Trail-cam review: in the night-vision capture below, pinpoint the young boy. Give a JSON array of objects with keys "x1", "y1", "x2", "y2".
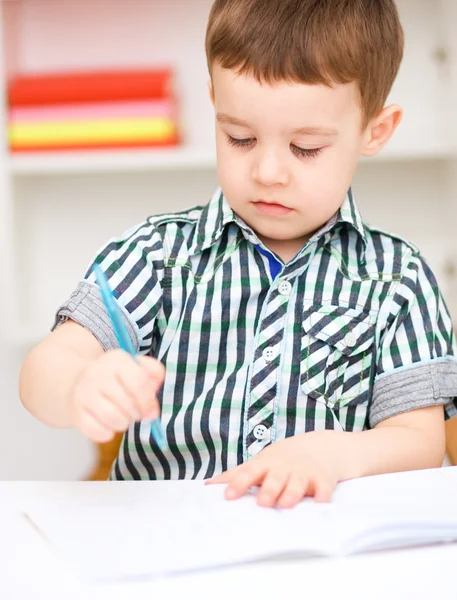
[{"x1": 20, "y1": 0, "x2": 457, "y2": 508}]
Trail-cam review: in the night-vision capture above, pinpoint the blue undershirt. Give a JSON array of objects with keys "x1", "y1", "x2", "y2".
[{"x1": 254, "y1": 244, "x2": 283, "y2": 280}]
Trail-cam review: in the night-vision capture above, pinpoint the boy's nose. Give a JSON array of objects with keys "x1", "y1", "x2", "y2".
[{"x1": 252, "y1": 148, "x2": 290, "y2": 187}]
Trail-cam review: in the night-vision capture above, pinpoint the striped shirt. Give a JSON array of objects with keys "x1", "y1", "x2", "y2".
[{"x1": 55, "y1": 187, "x2": 457, "y2": 480}]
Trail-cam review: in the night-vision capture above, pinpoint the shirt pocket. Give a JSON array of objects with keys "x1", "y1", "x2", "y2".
[{"x1": 300, "y1": 305, "x2": 377, "y2": 410}]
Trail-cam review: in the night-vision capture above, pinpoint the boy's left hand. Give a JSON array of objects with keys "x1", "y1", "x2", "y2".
[{"x1": 206, "y1": 433, "x2": 341, "y2": 508}]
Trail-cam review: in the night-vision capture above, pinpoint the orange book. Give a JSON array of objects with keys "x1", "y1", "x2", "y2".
[
  {"x1": 10, "y1": 138, "x2": 180, "y2": 152},
  {"x1": 8, "y1": 69, "x2": 173, "y2": 107}
]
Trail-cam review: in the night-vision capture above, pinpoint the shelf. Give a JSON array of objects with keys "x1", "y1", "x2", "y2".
[
  {"x1": 8, "y1": 145, "x2": 217, "y2": 175},
  {"x1": 7, "y1": 141, "x2": 456, "y2": 177},
  {"x1": 363, "y1": 141, "x2": 456, "y2": 163}
]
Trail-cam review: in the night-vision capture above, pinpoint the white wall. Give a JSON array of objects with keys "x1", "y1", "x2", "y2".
[{"x1": 0, "y1": 345, "x2": 94, "y2": 479}]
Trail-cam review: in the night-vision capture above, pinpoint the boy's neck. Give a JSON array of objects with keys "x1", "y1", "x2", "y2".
[{"x1": 256, "y1": 234, "x2": 312, "y2": 264}]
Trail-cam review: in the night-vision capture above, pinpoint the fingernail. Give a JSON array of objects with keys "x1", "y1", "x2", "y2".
[
  {"x1": 226, "y1": 488, "x2": 237, "y2": 500},
  {"x1": 145, "y1": 410, "x2": 159, "y2": 420},
  {"x1": 258, "y1": 494, "x2": 272, "y2": 507},
  {"x1": 279, "y1": 496, "x2": 294, "y2": 508}
]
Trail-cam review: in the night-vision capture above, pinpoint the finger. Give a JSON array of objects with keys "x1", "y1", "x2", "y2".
[
  {"x1": 136, "y1": 356, "x2": 165, "y2": 413},
  {"x1": 277, "y1": 475, "x2": 309, "y2": 509},
  {"x1": 137, "y1": 355, "x2": 166, "y2": 387},
  {"x1": 205, "y1": 472, "x2": 232, "y2": 485},
  {"x1": 117, "y1": 357, "x2": 160, "y2": 418},
  {"x1": 78, "y1": 408, "x2": 115, "y2": 443},
  {"x1": 257, "y1": 470, "x2": 289, "y2": 508},
  {"x1": 205, "y1": 465, "x2": 243, "y2": 485},
  {"x1": 113, "y1": 374, "x2": 143, "y2": 421},
  {"x1": 91, "y1": 393, "x2": 132, "y2": 432},
  {"x1": 225, "y1": 464, "x2": 267, "y2": 500},
  {"x1": 312, "y1": 478, "x2": 335, "y2": 503},
  {"x1": 99, "y1": 377, "x2": 142, "y2": 422}
]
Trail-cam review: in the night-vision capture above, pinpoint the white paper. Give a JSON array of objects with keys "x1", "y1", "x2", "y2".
[{"x1": 24, "y1": 468, "x2": 457, "y2": 581}]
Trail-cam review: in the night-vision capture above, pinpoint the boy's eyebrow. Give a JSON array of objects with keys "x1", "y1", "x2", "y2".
[
  {"x1": 216, "y1": 113, "x2": 251, "y2": 127},
  {"x1": 292, "y1": 126, "x2": 339, "y2": 137},
  {"x1": 216, "y1": 113, "x2": 338, "y2": 137}
]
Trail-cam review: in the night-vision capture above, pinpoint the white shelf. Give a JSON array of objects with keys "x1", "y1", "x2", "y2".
[
  {"x1": 6, "y1": 142, "x2": 456, "y2": 178},
  {"x1": 369, "y1": 142, "x2": 456, "y2": 162},
  {"x1": 8, "y1": 145, "x2": 217, "y2": 175}
]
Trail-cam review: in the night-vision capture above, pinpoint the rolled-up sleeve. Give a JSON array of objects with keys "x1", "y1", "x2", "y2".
[
  {"x1": 53, "y1": 219, "x2": 165, "y2": 354},
  {"x1": 370, "y1": 254, "x2": 457, "y2": 427}
]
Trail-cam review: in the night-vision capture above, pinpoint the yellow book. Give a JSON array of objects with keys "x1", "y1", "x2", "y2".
[{"x1": 9, "y1": 117, "x2": 177, "y2": 146}]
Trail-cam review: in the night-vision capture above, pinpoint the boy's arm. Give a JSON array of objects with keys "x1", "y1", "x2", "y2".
[
  {"x1": 207, "y1": 405, "x2": 445, "y2": 507},
  {"x1": 21, "y1": 218, "x2": 167, "y2": 435},
  {"x1": 20, "y1": 320, "x2": 104, "y2": 428},
  {"x1": 20, "y1": 317, "x2": 164, "y2": 441},
  {"x1": 336, "y1": 405, "x2": 446, "y2": 477}
]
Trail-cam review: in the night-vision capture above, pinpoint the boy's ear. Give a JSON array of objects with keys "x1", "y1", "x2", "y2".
[
  {"x1": 361, "y1": 104, "x2": 403, "y2": 157},
  {"x1": 208, "y1": 79, "x2": 215, "y2": 106}
]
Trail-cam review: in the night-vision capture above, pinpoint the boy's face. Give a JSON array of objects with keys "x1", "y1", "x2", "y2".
[{"x1": 210, "y1": 64, "x2": 397, "y2": 261}]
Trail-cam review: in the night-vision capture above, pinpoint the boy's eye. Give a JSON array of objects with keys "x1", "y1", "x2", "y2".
[
  {"x1": 226, "y1": 135, "x2": 255, "y2": 148},
  {"x1": 291, "y1": 145, "x2": 323, "y2": 159},
  {"x1": 226, "y1": 135, "x2": 323, "y2": 159}
]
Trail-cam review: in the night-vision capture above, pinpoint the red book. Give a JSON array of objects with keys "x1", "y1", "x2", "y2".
[{"x1": 8, "y1": 69, "x2": 173, "y2": 107}]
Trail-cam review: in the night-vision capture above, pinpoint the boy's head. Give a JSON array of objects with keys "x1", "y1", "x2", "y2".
[{"x1": 205, "y1": 0, "x2": 404, "y2": 261}]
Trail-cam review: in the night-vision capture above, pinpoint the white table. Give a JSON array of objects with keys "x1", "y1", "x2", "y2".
[{"x1": 2, "y1": 481, "x2": 457, "y2": 600}]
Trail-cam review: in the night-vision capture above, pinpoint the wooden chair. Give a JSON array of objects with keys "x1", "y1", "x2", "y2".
[
  {"x1": 446, "y1": 418, "x2": 457, "y2": 465},
  {"x1": 86, "y1": 433, "x2": 123, "y2": 481}
]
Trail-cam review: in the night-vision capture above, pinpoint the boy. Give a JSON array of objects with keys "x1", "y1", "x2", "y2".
[{"x1": 20, "y1": 0, "x2": 457, "y2": 509}]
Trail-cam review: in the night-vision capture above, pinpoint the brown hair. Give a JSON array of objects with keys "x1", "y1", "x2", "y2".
[{"x1": 206, "y1": 0, "x2": 404, "y2": 126}]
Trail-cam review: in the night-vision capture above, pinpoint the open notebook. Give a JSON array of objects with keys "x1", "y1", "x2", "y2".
[{"x1": 24, "y1": 467, "x2": 457, "y2": 581}]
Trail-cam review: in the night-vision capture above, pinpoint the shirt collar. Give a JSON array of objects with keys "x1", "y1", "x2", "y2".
[
  {"x1": 333, "y1": 188, "x2": 368, "y2": 247},
  {"x1": 189, "y1": 188, "x2": 238, "y2": 255},
  {"x1": 190, "y1": 187, "x2": 367, "y2": 256}
]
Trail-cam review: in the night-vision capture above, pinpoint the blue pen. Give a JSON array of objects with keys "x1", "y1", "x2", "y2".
[{"x1": 94, "y1": 264, "x2": 167, "y2": 450}]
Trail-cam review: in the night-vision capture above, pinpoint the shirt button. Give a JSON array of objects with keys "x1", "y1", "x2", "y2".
[
  {"x1": 262, "y1": 347, "x2": 276, "y2": 362},
  {"x1": 278, "y1": 280, "x2": 292, "y2": 296},
  {"x1": 345, "y1": 332, "x2": 357, "y2": 348},
  {"x1": 253, "y1": 425, "x2": 269, "y2": 440}
]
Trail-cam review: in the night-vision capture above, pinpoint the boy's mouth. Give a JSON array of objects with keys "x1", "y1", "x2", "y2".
[{"x1": 253, "y1": 200, "x2": 293, "y2": 217}]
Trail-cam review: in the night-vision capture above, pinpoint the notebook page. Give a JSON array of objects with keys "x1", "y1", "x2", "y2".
[
  {"x1": 25, "y1": 481, "x2": 334, "y2": 580},
  {"x1": 325, "y1": 467, "x2": 457, "y2": 553},
  {"x1": 331, "y1": 467, "x2": 457, "y2": 516},
  {"x1": 24, "y1": 468, "x2": 457, "y2": 580},
  {"x1": 251, "y1": 467, "x2": 457, "y2": 557}
]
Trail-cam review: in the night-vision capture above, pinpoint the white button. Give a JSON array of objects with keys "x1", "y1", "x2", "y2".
[
  {"x1": 263, "y1": 347, "x2": 276, "y2": 362},
  {"x1": 345, "y1": 332, "x2": 357, "y2": 347},
  {"x1": 253, "y1": 425, "x2": 269, "y2": 440},
  {"x1": 278, "y1": 280, "x2": 292, "y2": 296}
]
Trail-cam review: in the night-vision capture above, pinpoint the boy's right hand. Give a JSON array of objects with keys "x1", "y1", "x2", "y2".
[{"x1": 68, "y1": 349, "x2": 165, "y2": 443}]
